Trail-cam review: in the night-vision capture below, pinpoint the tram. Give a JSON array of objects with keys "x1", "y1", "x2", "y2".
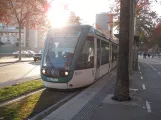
[{"x1": 41, "y1": 25, "x2": 118, "y2": 89}]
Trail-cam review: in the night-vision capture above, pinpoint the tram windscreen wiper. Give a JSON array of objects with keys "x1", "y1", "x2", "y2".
[
  {"x1": 46, "y1": 49, "x2": 55, "y2": 68},
  {"x1": 46, "y1": 49, "x2": 49, "y2": 61}
]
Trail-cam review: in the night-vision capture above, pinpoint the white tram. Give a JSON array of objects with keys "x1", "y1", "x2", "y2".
[{"x1": 41, "y1": 25, "x2": 118, "y2": 89}]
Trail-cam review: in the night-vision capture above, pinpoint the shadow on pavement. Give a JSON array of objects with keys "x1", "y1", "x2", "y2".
[
  {"x1": 29, "y1": 61, "x2": 41, "y2": 65},
  {"x1": 0, "y1": 62, "x2": 17, "y2": 67},
  {"x1": 27, "y1": 89, "x2": 73, "y2": 119}
]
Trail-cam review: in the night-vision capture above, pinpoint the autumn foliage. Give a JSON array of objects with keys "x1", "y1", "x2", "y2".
[
  {"x1": 0, "y1": 0, "x2": 51, "y2": 29},
  {"x1": 67, "y1": 12, "x2": 81, "y2": 25},
  {"x1": 153, "y1": 22, "x2": 161, "y2": 38},
  {"x1": 0, "y1": 0, "x2": 52, "y2": 60},
  {"x1": 149, "y1": 21, "x2": 161, "y2": 48}
]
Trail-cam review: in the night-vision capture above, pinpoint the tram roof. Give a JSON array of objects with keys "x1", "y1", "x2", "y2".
[
  {"x1": 49, "y1": 25, "x2": 119, "y2": 45},
  {"x1": 49, "y1": 24, "x2": 92, "y2": 30}
]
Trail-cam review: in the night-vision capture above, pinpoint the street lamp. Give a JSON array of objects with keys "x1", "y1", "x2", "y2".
[
  {"x1": 107, "y1": 21, "x2": 120, "y2": 39},
  {"x1": 107, "y1": 22, "x2": 112, "y2": 38}
]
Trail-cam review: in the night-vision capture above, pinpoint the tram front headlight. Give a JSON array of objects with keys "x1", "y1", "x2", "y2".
[
  {"x1": 42, "y1": 69, "x2": 46, "y2": 75},
  {"x1": 65, "y1": 71, "x2": 69, "y2": 76}
]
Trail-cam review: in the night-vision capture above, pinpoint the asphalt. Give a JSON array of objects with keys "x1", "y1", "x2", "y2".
[
  {"x1": 0, "y1": 57, "x2": 34, "y2": 64},
  {"x1": 42, "y1": 57, "x2": 161, "y2": 120},
  {"x1": 92, "y1": 58, "x2": 161, "y2": 120},
  {"x1": 0, "y1": 58, "x2": 40, "y2": 88}
]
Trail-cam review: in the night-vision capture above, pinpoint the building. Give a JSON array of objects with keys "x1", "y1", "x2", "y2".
[
  {"x1": 0, "y1": 23, "x2": 44, "y2": 53},
  {"x1": 96, "y1": 13, "x2": 114, "y2": 38}
]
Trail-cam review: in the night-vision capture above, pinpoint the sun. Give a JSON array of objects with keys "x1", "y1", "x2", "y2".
[{"x1": 47, "y1": 2, "x2": 69, "y2": 28}]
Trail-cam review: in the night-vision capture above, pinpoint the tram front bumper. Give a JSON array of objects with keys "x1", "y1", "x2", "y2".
[{"x1": 43, "y1": 81, "x2": 68, "y2": 89}]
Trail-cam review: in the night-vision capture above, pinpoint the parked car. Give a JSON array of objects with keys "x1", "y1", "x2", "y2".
[
  {"x1": 33, "y1": 53, "x2": 42, "y2": 62},
  {"x1": 13, "y1": 51, "x2": 28, "y2": 58},
  {"x1": 25, "y1": 50, "x2": 35, "y2": 57}
]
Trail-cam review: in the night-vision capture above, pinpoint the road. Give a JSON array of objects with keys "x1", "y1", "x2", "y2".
[
  {"x1": 89, "y1": 56, "x2": 161, "y2": 120},
  {"x1": 0, "y1": 61, "x2": 40, "y2": 84},
  {"x1": 138, "y1": 56, "x2": 161, "y2": 118}
]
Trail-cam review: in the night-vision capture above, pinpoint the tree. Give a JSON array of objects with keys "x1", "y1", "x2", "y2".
[
  {"x1": 149, "y1": 21, "x2": 161, "y2": 50},
  {"x1": 136, "y1": 1, "x2": 158, "y2": 45},
  {"x1": 110, "y1": 0, "x2": 161, "y2": 101},
  {"x1": 0, "y1": 0, "x2": 50, "y2": 60},
  {"x1": 153, "y1": 22, "x2": 161, "y2": 38},
  {"x1": 111, "y1": 0, "x2": 160, "y2": 49},
  {"x1": 67, "y1": 12, "x2": 81, "y2": 25},
  {"x1": 112, "y1": 0, "x2": 131, "y2": 101}
]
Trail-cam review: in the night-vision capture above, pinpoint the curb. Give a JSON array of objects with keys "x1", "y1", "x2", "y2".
[
  {"x1": 0, "y1": 60, "x2": 34, "y2": 64},
  {"x1": 0, "y1": 76, "x2": 41, "y2": 88}
]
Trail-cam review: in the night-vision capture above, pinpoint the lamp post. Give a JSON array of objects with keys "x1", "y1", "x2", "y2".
[
  {"x1": 107, "y1": 22, "x2": 112, "y2": 38},
  {"x1": 108, "y1": 21, "x2": 119, "y2": 39}
]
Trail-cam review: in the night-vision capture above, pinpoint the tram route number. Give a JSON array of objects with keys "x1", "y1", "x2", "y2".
[{"x1": 47, "y1": 78, "x2": 58, "y2": 82}]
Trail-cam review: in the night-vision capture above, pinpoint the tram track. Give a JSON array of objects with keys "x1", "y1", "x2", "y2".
[{"x1": 29, "y1": 91, "x2": 79, "y2": 120}]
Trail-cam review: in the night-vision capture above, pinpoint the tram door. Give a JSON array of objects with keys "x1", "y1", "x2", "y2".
[{"x1": 95, "y1": 39, "x2": 101, "y2": 79}]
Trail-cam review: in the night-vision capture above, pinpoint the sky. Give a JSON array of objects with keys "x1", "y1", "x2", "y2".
[
  {"x1": 65, "y1": 0, "x2": 113, "y2": 24},
  {"x1": 47, "y1": 0, "x2": 161, "y2": 28},
  {"x1": 47, "y1": 0, "x2": 113, "y2": 27},
  {"x1": 151, "y1": 2, "x2": 161, "y2": 17}
]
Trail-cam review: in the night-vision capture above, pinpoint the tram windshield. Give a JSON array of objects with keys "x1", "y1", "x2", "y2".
[{"x1": 42, "y1": 27, "x2": 82, "y2": 69}]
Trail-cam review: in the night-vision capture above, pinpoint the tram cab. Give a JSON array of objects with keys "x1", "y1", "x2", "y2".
[{"x1": 41, "y1": 25, "x2": 118, "y2": 89}]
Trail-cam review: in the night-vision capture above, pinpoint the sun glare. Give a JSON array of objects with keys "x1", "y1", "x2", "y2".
[{"x1": 47, "y1": 1, "x2": 69, "y2": 28}]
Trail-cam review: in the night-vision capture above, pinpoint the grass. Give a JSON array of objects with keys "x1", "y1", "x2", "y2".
[
  {"x1": 0, "y1": 91, "x2": 43, "y2": 120},
  {"x1": 0, "y1": 89, "x2": 75, "y2": 120},
  {"x1": 0, "y1": 79, "x2": 43, "y2": 103}
]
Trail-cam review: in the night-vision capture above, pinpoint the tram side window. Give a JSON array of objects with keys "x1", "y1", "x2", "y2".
[
  {"x1": 101, "y1": 41, "x2": 109, "y2": 65},
  {"x1": 76, "y1": 36, "x2": 94, "y2": 70},
  {"x1": 112, "y1": 45, "x2": 118, "y2": 62},
  {"x1": 97, "y1": 39, "x2": 100, "y2": 67}
]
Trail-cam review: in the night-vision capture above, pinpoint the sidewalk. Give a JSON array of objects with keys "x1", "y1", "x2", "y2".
[
  {"x1": 42, "y1": 68, "x2": 161, "y2": 120},
  {"x1": 90, "y1": 72, "x2": 148, "y2": 120},
  {"x1": 0, "y1": 57, "x2": 34, "y2": 64}
]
